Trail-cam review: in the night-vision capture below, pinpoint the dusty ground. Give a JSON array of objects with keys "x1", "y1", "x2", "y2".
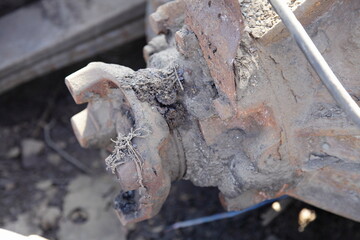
[{"x1": 0, "y1": 38, "x2": 360, "y2": 240}]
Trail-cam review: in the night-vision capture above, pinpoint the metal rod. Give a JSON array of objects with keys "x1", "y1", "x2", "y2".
[{"x1": 268, "y1": 0, "x2": 360, "y2": 127}]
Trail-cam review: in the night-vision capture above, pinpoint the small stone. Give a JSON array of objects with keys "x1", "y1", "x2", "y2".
[
  {"x1": 322, "y1": 143, "x2": 330, "y2": 151},
  {"x1": 151, "y1": 225, "x2": 165, "y2": 233},
  {"x1": 47, "y1": 153, "x2": 61, "y2": 166},
  {"x1": 21, "y1": 139, "x2": 44, "y2": 168},
  {"x1": 36, "y1": 180, "x2": 52, "y2": 191},
  {"x1": 39, "y1": 207, "x2": 61, "y2": 231},
  {"x1": 22, "y1": 139, "x2": 44, "y2": 156},
  {"x1": 6, "y1": 147, "x2": 20, "y2": 159},
  {"x1": 0, "y1": 179, "x2": 16, "y2": 191},
  {"x1": 126, "y1": 223, "x2": 137, "y2": 231},
  {"x1": 179, "y1": 193, "x2": 190, "y2": 201},
  {"x1": 309, "y1": 154, "x2": 320, "y2": 161},
  {"x1": 55, "y1": 141, "x2": 67, "y2": 149},
  {"x1": 5, "y1": 181, "x2": 16, "y2": 191}
]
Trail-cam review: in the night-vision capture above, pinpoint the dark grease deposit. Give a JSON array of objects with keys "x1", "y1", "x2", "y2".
[{"x1": 114, "y1": 190, "x2": 137, "y2": 215}]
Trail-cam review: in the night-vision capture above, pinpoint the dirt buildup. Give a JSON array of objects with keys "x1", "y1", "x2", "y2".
[
  {"x1": 163, "y1": 103, "x2": 187, "y2": 129},
  {"x1": 120, "y1": 65, "x2": 187, "y2": 129},
  {"x1": 235, "y1": 33, "x2": 259, "y2": 91},
  {"x1": 125, "y1": 67, "x2": 184, "y2": 106},
  {"x1": 239, "y1": 0, "x2": 305, "y2": 38}
]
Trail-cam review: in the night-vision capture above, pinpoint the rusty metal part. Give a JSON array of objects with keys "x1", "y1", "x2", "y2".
[
  {"x1": 66, "y1": 62, "x2": 185, "y2": 224},
  {"x1": 67, "y1": 0, "x2": 360, "y2": 224},
  {"x1": 269, "y1": 0, "x2": 360, "y2": 127},
  {"x1": 184, "y1": 0, "x2": 244, "y2": 108}
]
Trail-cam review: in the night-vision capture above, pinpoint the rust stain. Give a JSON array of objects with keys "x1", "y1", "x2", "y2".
[
  {"x1": 200, "y1": 104, "x2": 278, "y2": 144},
  {"x1": 185, "y1": 0, "x2": 244, "y2": 106}
]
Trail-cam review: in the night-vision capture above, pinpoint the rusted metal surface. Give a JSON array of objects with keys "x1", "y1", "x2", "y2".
[
  {"x1": 66, "y1": 62, "x2": 186, "y2": 224},
  {"x1": 66, "y1": 0, "x2": 360, "y2": 224},
  {"x1": 185, "y1": 0, "x2": 244, "y2": 107}
]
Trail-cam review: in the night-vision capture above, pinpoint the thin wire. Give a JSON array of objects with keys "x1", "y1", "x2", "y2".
[
  {"x1": 166, "y1": 195, "x2": 288, "y2": 231},
  {"x1": 43, "y1": 121, "x2": 92, "y2": 175},
  {"x1": 268, "y1": 0, "x2": 360, "y2": 127}
]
